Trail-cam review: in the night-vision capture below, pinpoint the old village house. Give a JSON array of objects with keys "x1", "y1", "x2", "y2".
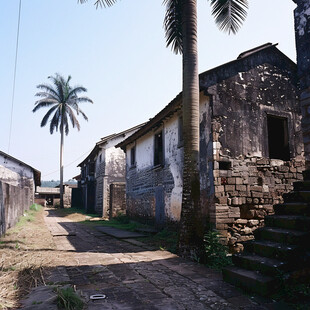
[
  {"x1": 117, "y1": 43, "x2": 305, "y2": 252},
  {"x1": 77, "y1": 124, "x2": 145, "y2": 217}
]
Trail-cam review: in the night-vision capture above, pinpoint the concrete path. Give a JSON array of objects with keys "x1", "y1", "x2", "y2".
[
  {"x1": 95, "y1": 226, "x2": 147, "y2": 239},
  {"x1": 43, "y1": 210, "x2": 272, "y2": 310}
]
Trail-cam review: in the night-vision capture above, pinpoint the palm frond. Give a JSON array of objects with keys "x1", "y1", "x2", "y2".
[
  {"x1": 67, "y1": 86, "x2": 88, "y2": 98},
  {"x1": 71, "y1": 96, "x2": 93, "y2": 105},
  {"x1": 34, "y1": 92, "x2": 59, "y2": 101},
  {"x1": 66, "y1": 106, "x2": 81, "y2": 131},
  {"x1": 50, "y1": 108, "x2": 61, "y2": 134},
  {"x1": 36, "y1": 84, "x2": 60, "y2": 101},
  {"x1": 208, "y1": 0, "x2": 248, "y2": 34},
  {"x1": 78, "y1": 0, "x2": 117, "y2": 9},
  {"x1": 77, "y1": 107, "x2": 88, "y2": 121},
  {"x1": 163, "y1": 0, "x2": 183, "y2": 54},
  {"x1": 40, "y1": 105, "x2": 58, "y2": 127},
  {"x1": 32, "y1": 99, "x2": 59, "y2": 112}
]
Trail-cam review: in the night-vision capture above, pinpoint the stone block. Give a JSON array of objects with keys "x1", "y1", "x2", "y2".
[
  {"x1": 231, "y1": 197, "x2": 239, "y2": 205},
  {"x1": 255, "y1": 209, "x2": 266, "y2": 219},
  {"x1": 215, "y1": 185, "x2": 224, "y2": 193},
  {"x1": 278, "y1": 165, "x2": 289, "y2": 173},
  {"x1": 217, "y1": 197, "x2": 228, "y2": 204},
  {"x1": 252, "y1": 192, "x2": 263, "y2": 198},
  {"x1": 229, "y1": 207, "x2": 240, "y2": 218},
  {"x1": 235, "y1": 178, "x2": 243, "y2": 185},
  {"x1": 246, "y1": 198, "x2": 253, "y2": 204},
  {"x1": 225, "y1": 185, "x2": 235, "y2": 192},
  {"x1": 250, "y1": 185, "x2": 262, "y2": 192},
  {"x1": 235, "y1": 219, "x2": 248, "y2": 224},
  {"x1": 227, "y1": 177, "x2": 236, "y2": 184},
  {"x1": 216, "y1": 218, "x2": 235, "y2": 224},
  {"x1": 242, "y1": 227, "x2": 253, "y2": 235},
  {"x1": 257, "y1": 158, "x2": 269, "y2": 165},
  {"x1": 248, "y1": 219, "x2": 259, "y2": 226}
]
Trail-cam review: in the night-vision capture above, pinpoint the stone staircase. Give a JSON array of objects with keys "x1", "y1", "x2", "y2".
[{"x1": 222, "y1": 175, "x2": 310, "y2": 296}]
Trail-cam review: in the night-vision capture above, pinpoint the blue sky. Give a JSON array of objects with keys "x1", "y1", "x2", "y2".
[{"x1": 0, "y1": 0, "x2": 297, "y2": 180}]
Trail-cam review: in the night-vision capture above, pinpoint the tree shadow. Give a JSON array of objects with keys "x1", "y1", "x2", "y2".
[
  {"x1": 15, "y1": 256, "x2": 253, "y2": 310},
  {"x1": 55, "y1": 221, "x2": 153, "y2": 254}
]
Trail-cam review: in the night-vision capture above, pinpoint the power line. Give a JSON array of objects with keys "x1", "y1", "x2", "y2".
[
  {"x1": 8, "y1": 0, "x2": 22, "y2": 154},
  {"x1": 42, "y1": 147, "x2": 93, "y2": 178}
]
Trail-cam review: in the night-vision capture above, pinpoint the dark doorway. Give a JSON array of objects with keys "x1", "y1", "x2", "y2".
[
  {"x1": 154, "y1": 131, "x2": 164, "y2": 166},
  {"x1": 267, "y1": 115, "x2": 290, "y2": 161}
]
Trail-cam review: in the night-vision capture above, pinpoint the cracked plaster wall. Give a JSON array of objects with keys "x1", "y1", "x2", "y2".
[{"x1": 0, "y1": 154, "x2": 35, "y2": 235}]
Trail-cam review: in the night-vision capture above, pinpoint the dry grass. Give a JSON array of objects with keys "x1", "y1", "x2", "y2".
[{"x1": 0, "y1": 208, "x2": 61, "y2": 309}]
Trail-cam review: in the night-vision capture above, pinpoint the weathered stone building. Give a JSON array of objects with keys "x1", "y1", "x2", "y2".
[
  {"x1": 117, "y1": 43, "x2": 305, "y2": 250},
  {"x1": 0, "y1": 150, "x2": 41, "y2": 236},
  {"x1": 78, "y1": 124, "x2": 145, "y2": 216},
  {"x1": 35, "y1": 183, "x2": 76, "y2": 207}
]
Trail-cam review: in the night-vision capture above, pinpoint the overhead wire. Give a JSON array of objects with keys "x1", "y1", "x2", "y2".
[
  {"x1": 42, "y1": 147, "x2": 94, "y2": 178},
  {"x1": 8, "y1": 0, "x2": 22, "y2": 154}
]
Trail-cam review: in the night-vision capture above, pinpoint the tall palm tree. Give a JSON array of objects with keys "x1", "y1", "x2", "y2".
[
  {"x1": 293, "y1": 0, "x2": 310, "y2": 171},
  {"x1": 164, "y1": 0, "x2": 248, "y2": 258},
  {"x1": 33, "y1": 74, "x2": 93, "y2": 208},
  {"x1": 79, "y1": 0, "x2": 248, "y2": 258}
]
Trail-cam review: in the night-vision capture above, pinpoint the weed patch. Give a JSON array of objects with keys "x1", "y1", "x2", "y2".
[
  {"x1": 30, "y1": 204, "x2": 42, "y2": 212},
  {"x1": 56, "y1": 287, "x2": 84, "y2": 310},
  {"x1": 203, "y1": 229, "x2": 232, "y2": 270},
  {"x1": 141, "y1": 229, "x2": 178, "y2": 253}
]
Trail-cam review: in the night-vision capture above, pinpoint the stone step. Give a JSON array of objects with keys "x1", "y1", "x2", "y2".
[
  {"x1": 293, "y1": 180, "x2": 310, "y2": 191},
  {"x1": 283, "y1": 191, "x2": 310, "y2": 204},
  {"x1": 222, "y1": 266, "x2": 277, "y2": 296},
  {"x1": 244, "y1": 240, "x2": 301, "y2": 260},
  {"x1": 274, "y1": 202, "x2": 310, "y2": 216},
  {"x1": 254, "y1": 226, "x2": 310, "y2": 245},
  {"x1": 265, "y1": 215, "x2": 310, "y2": 231},
  {"x1": 232, "y1": 253, "x2": 289, "y2": 276}
]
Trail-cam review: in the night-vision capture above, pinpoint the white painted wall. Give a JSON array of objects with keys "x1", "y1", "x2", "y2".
[
  {"x1": 125, "y1": 94, "x2": 210, "y2": 223},
  {"x1": 164, "y1": 116, "x2": 183, "y2": 221},
  {"x1": 134, "y1": 132, "x2": 154, "y2": 170},
  {"x1": 0, "y1": 153, "x2": 34, "y2": 187}
]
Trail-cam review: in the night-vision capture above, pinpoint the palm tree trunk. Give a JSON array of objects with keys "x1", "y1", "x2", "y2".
[
  {"x1": 178, "y1": 0, "x2": 204, "y2": 259},
  {"x1": 60, "y1": 121, "x2": 64, "y2": 208},
  {"x1": 293, "y1": 0, "x2": 310, "y2": 170}
]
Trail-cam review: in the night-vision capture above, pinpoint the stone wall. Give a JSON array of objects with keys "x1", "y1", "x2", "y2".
[
  {"x1": 0, "y1": 180, "x2": 34, "y2": 236},
  {"x1": 212, "y1": 156, "x2": 304, "y2": 252},
  {"x1": 126, "y1": 163, "x2": 175, "y2": 226},
  {"x1": 201, "y1": 48, "x2": 305, "y2": 252},
  {"x1": 0, "y1": 157, "x2": 36, "y2": 236},
  {"x1": 109, "y1": 183, "x2": 126, "y2": 218}
]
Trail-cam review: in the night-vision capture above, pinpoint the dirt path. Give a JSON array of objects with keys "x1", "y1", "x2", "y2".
[
  {"x1": 38, "y1": 209, "x2": 271, "y2": 310},
  {"x1": 0, "y1": 208, "x2": 274, "y2": 309}
]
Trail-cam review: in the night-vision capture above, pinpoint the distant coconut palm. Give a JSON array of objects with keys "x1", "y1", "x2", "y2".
[{"x1": 33, "y1": 73, "x2": 93, "y2": 208}]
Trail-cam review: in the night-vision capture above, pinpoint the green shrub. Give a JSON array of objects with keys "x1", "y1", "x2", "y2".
[
  {"x1": 30, "y1": 204, "x2": 42, "y2": 211},
  {"x1": 56, "y1": 287, "x2": 84, "y2": 310},
  {"x1": 203, "y1": 229, "x2": 232, "y2": 270}
]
